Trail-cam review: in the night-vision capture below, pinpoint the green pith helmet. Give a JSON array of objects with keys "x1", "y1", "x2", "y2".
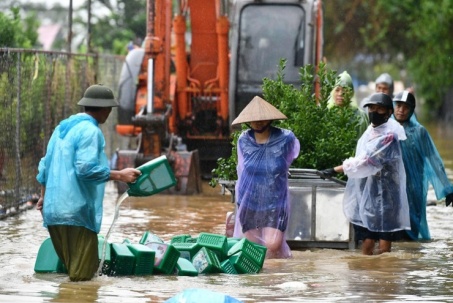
[
  {"x1": 335, "y1": 71, "x2": 354, "y2": 91},
  {"x1": 364, "y1": 92, "x2": 393, "y2": 110},
  {"x1": 77, "y1": 84, "x2": 119, "y2": 107}
]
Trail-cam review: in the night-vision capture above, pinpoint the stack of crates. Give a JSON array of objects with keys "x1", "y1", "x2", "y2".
[{"x1": 34, "y1": 231, "x2": 267, "y2": 278}]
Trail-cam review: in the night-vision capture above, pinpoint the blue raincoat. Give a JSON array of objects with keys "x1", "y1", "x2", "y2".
[
  {"x1": 342, "y1": 119, "x2": 410, "y2": 233},
  {"x1": 36, "y1": 113, "x2": 110, "y2": 233},
  {"x1": 234, "y1": 126, "x2": 300, "y2": 258},
  {"x1": 392, "y1": 113, "x2": 453, "y2": 240}
]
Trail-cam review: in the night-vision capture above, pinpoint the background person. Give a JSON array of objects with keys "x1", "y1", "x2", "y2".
[
  {"x1": 392, "y1": 90, "x2": 453, "y2": 241},
  {"x1": 231, "y1": 96, "x2": 300, "y2": 259},
  {"x1": 36, "y1": 84, "x2": 141, "y2": 281},
  {"x1": 328, "y1": 71, "x2": 369, "y2": 137},
  {"x1": 319, "y1": 93, "x2": 410, "y2": 255},
  {"x1": 375, "y1": 72, "x2": 394, "y2": 97}
]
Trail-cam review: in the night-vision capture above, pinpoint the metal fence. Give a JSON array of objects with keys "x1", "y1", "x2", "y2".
[{"x1": 0, "y1": 48, "x2": 124, "y2": 218}]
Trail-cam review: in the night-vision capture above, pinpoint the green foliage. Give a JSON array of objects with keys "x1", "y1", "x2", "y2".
[
  {"x1": 406, "y1": 0, "x2": 453, "y2": 110},
  {"x1": 209, "y1": 128, "x2": 242, "y2": 187},
  {"x1": 210, "y1": 60, "x2": 360, "y2": 185},
  {"x1": 264, "y1": 60, "x2": 358, "y2": 170},
  {"x1": 323, "y1": 0, "x2": 453, "y2": 115},
  {"x1": 0, "y1": 7, "x2": 40, "y2": 48}
]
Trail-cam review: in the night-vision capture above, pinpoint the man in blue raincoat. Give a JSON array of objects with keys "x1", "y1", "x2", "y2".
[
  {"x1": 36, "y1": 84, "x2": 141, "y2": 281},
  {"x1": 392, "y1": 91, "x2": 453, "y2": 241}
]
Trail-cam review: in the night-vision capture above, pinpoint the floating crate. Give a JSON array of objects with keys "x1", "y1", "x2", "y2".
[
  {"x1": 170, "y1": 234, "x2": 192, "y2": 244},
  {"x1": 227, "y1": 238, "x2": 241, "y2": 251},
  {"x1": 229, "y1": 251, "x2": 261, "y2": 274},
  {"x1": 172, "y1": 242, "x2": 201, "y2": 260},
  {"x1": 186, "y1": 237, "x2": 198, "y2": 243},
  {"x1": 98, "y1": 236, "x2": 112, "y2": 276},
  {"x1": 139, "y1": 231, "x2": 164, "y2": 245},
  {"x1": 110, "y1": 243, "x2": 135, "y2": 276},
  {"x1": 196, "y1": 233, "x2": 228, "y2": 260},
  {"x1": 175, "y1": 257, "x2": 199, "y2": 276},
  {"x1": 191, "y1": 247, "x2": 222, "y2": 274},
  {"x1": 34, "y1": 237, "x2": 66, "y2": 273},
  {"x1": 127, "y1": 243, "x2": 155, "y2": 275},
  {"x1": 220, "y1": 259, "x2": 238, "y2": 275},
  {"x1": 146, "y1": 242, "x2": 180, "y2": 274},
  {"x1": 228, "y1": 238, "x2": 267, "y2": 267}
]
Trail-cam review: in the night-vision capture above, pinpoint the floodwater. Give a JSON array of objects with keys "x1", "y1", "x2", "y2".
[{"x1": 1, "y1": 120, "x2": 453, "y2": 303}]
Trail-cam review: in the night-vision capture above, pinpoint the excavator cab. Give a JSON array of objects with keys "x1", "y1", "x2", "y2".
[{"x1": 229, "y1": 0, "x2": 320, "y2": 122}]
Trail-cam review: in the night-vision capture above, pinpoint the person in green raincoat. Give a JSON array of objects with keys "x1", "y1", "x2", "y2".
[
  {"x1": 36, "y1": 84, "x2": 141, "y2": 281},
  {"x1": 328, "y1": 71, "x2": 369, "y2": 138}
]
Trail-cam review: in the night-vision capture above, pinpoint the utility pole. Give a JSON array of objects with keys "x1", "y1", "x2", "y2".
[
  {"x1": 87, "y1": 0, "x2": 92, "y2": 53},
  {"x1": 67, "y1": 0, "x2": 73, "y2": 53}
]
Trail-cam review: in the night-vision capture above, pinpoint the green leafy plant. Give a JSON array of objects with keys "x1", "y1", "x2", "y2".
[{"x1": 209, "y1": 128, "x2": 241, "y2": 187}]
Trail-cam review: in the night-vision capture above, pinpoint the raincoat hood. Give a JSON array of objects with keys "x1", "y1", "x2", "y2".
[{"x1": 59, "y1": 113, "x2": 98, "y2": 139}]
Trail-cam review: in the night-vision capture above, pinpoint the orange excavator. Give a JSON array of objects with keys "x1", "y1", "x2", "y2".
[{"x1": 114, "y1": 0, "x2": 323, "y2": 194}]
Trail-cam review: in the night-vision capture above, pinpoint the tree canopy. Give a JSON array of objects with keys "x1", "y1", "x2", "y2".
[{"x1": 324, "y1": 0, "x2": 453, "y2": 114}]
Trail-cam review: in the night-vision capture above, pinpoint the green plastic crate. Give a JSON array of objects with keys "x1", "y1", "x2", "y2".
[
  {"x1": 110, "y1": 243, "x2": 135, "y2": 276},
  {"x1": 175, "y1": 257, "x2": 199, "y2": 276},
  {"x1": 127, "y1": 243, "x2": 155, "y2": 275},
  {"x1": 229, "y1": 251, "x2": 261, "y2": 274},
  {"x1": 227, "y1": 237, "x2": 241, "y2": 251},
  {"x1": 172, "y1": 242, "x2": 201, "y2": 260},
  {"x1": 146, "y1": 242, "x2": 181, "y2": 274},
  {"x1": 170, "y1": 234, "x2": 192, "y2": 244},
  {"x1": 34, "y1": 237, "x2": 66, "y2": 273},
  {"x1": 98, "y1": 236, "x2": 112, "y2": 276},
  {"x1": 185, "y1": 237, "x2": 198, "y2": 243},
  {"x1": 227, "y1": 238, "x2": 267, "y2": 267},
  {"x1": 196, "y1": 233, "x2": 228, "y2": 260},
  {"x1": 191, "y1": 247, "x2": 222, "y2": 274},
  {"x1": 139, "y1": 231, "x2": 164, "y2": 245},
  {"x1": 220, "y1": 259, "x2": 238, "y2": 275}
]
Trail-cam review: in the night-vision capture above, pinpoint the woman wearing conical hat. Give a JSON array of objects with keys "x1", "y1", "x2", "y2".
[{"x1": 232, "y1": 96, "x2": 300, "y2": 259}]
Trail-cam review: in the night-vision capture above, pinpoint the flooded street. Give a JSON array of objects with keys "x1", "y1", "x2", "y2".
[{"x1": 1, "y1": 120, "x2": 453, "y2": 302}]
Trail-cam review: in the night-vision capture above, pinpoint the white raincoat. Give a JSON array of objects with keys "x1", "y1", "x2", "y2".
[{"x1": 342, "y1": 119, "x2": 410, "y2": 232}]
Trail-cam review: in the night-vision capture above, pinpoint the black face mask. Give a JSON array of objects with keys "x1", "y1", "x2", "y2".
[{"x1": 368, "y1": 111, "x2": 389, "y2": 127}]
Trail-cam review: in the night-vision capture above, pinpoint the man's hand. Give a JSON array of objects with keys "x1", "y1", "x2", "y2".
[
  {"x1": 446, "y1": 193, "x2": 453, "y2": 207},
  {"x1": 120, "y1": 168, "x2": 141, "y2": 183},
  {"x1": 36, "y1": 197, "x2": 43, "y2": 212},
  {"x1": 317, "y1": 168, "x2": 337, "y2": 180}
]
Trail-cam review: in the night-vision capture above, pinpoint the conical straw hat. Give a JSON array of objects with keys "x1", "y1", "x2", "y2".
[{"x1": 231, "y1": 96, "x2": 287, "y2": 125}]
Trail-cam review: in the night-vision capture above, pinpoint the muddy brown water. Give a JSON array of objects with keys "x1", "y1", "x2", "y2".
[{"x1": 1, "y1": 120, "x2": 452, "y2": 302}]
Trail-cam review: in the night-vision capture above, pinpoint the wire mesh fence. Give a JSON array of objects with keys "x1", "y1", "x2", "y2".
[{"x1": 0, "y1": 48, "x2": 124, "y2": 218}]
